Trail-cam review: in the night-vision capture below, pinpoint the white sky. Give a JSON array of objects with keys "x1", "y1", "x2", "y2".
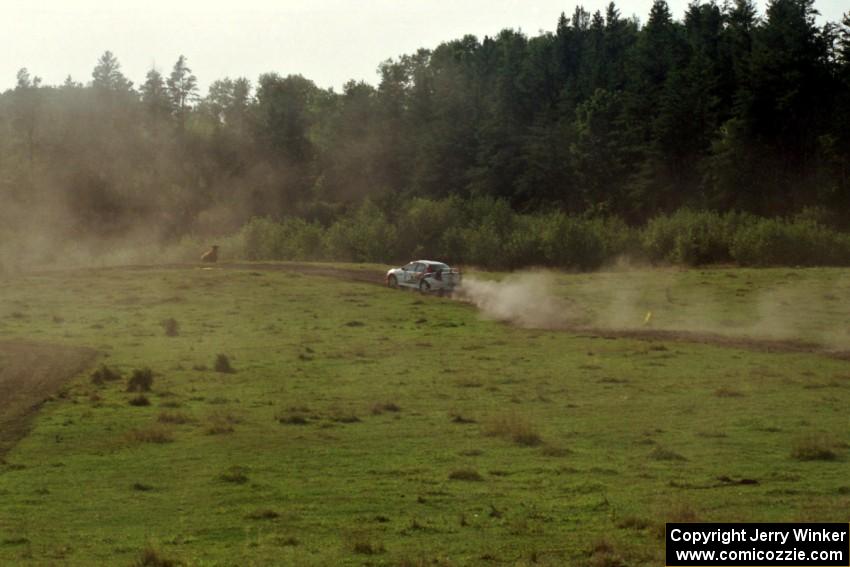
[{"x1": 2, "y1": 0, "x2": 846, "y2": 94}]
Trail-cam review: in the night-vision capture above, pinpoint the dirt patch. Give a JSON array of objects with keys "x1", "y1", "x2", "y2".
[
  {"x1": 559, "y1": 326, "x2": 850, "y2": 358},
  {"x1": 0, "y1": 340, "x2": 96, "y2": 457},
  {"x1": 222, "y1": 262, "x2": 387, "y2": 285}
]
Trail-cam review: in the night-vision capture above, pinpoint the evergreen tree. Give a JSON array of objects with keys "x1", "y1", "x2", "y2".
[
  {"x1": 140, "y1": 68, "x2": 172, "y2": 127},
  {"x1": 91, "y1": 51, "x2": 133, "y2": 92},
  {"x1": 741, "y1": 0, "x2": 831, "y2": 209},
  {"x1": 166, "y1": 55, "x2": 198, "y2": 128}
]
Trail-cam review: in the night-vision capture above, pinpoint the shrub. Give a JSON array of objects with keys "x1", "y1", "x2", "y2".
[
  {"x1": 438, "y1": 225, "x2": 469, "y2": 265},
  {"x1": 126, "y1": 425, "x2": 173, "y2": 444},
  {"x1": 791, "y1": 434, "x2": 838, "y2": 461},
  {"x1": 325, "y1": 199, "x2": 397, "y2": 262},
  {"x1": 214, "y1": 354, "x2": 235, "y2": 374},
  {"x1": 134, "y1": 545, "x2": 177, "y2": 567},
  {"x1": 126, "y1": 368, "x2": 154, "y2": 392},
  {"x1": 157, "y1": 411, "x2": 192, "y2": 424},
  {"x1": 246, "y1": 509, "x2": 279, "y2": 520},
  {"x1": 129, "y1": 395, "x2": 151, "y2": 407},
  {"x1": 462, "y1": 224, "x2": 505, "y2": 268},
  {"x1": 396, "y1": 197, "x2": 466, "y2": 260},
  {"x1": 642, "y1": 209, "x2": 732, "y2": 265},
  {"x1": 241, "y1": 217, "x2": 287, "y2": 260},
  {"x1": 731, "y1": 218, "x2": 850, "y2": 266},
  {"x1": 541, "y1": 214, "x2": 607, "y2": 270},
  {"x1": 219, "y1": 466, "x2": 249, "y2": 484},
  {"x1": 214, "y1": 201, "x2": 850, "y2": 269},
  {"x1": 584, "y1": 538, "x2": 629, "y2": 567},
  {"x1": 345, "y1": 531, "x2": 385, "y2": 555},
  {"x1": 283, "y1": 218, "x2": 327, "y2": 260},
  {"x1": 485, "y1": 413, "x2": 543, "y2": 446},
  {"x1": 370, "y1": 402, "x2": 401, "y2": 415},
  {"x1": 206, "y1": 412, "x2": 238, "y2": 435},
  {"x1": 600, "y1": 216, "x2": 641, "y2": 259},
  {"x1": 649, "y1": 446, "x2": 687, "y2": 461},
  {"x1": 278, "y1": 414, "x2": 308, "y2": 425},
  {"x1": 161, "y1": 318, "x2": 179, "y2": 337},
  {"x1": 465, "y1": 196, "x2": 515, "y2": 230},
  {"x1": 91, "y1": 364, "x2": 122, "y2": 385},
  {"x1": 448, "y1": 468, "x2": 484, "y2": 481},
  {"x1": 503, "y1": 215, "x2": 548, "y2": 269}
]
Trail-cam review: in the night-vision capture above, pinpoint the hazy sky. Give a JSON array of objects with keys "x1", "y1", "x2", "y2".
[{"x1": 3, "y1": 0, "x2": 846, "y2": 94}]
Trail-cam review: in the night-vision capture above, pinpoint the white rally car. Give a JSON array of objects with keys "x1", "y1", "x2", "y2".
[{"x1": 385, "y1": 260, "x2": 461, "y2": 294}]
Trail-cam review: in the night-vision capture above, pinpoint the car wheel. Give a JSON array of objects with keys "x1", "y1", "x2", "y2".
[
  {"x1": 387, "y1": 275, "x2": 398, "y2": 289},
  {"x1": 419, "y1": 280, "x2": 430, "y2": 294}
]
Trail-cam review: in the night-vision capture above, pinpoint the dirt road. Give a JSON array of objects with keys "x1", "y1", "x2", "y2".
[
  {"x1": 33, "y1": 261, "x2": 850, "y2": 359},
  {"x1": 0, "y1": 340, "x2": 96, "y2": 457}
]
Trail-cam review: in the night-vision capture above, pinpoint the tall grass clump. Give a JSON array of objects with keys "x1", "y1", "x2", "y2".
[
  {"x1": 485, "y1": 413, "x2": 543, "y2": 446},
  {"x1": 396, "y1": 197, "x2": 466, "y2": 261},
  {"x1": 241, "y1": 217, "x2": 288, "y2": 260},
  {"x1": 325, "y1": 199, "x2": 397, "y2": 262},
  {"x1": 641, "y1": 209, "x2": 733, "y2": 265},
  {"x1": 126, "y1": 368, "x2": 154, "y2": 392},
  {"x1": 541, "y1": 213, "x2": 607, "y2": 270},
  {"x1": 212, "y1": 198, "x2": 850, "y2": 269},
  {"x1": 731, "y1": 218, "x2": 850, "y2": 266}
]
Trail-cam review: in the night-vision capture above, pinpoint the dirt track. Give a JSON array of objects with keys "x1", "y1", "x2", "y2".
[
  {"x1": 0, "y1": 340, "x2": 96, "y2": 457},
  {"x1": 222, "y1": 263, "x2": 850, "y2": 360},
  {"x1": 222, "y1": 262, "x2": 386, "y2": 285},
  {"x1": 35, "y1": 261, "x2": 850, "y2": 359}
]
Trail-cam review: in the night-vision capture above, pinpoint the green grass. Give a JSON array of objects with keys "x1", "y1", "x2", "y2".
[{"x1": 0, "y1": 265, "x2": 849, "y2": 565}]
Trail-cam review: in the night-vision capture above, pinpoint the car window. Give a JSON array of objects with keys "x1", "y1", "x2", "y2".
[
  {"x1": 432, "y1": 263, "x2": 449, "y2": 271},
  {"x1": 402, "y1": 262, "x2": 416, "y2": 271},
  {"x1": 413, "y1": 263, "x2": 425, "y2": 272}
]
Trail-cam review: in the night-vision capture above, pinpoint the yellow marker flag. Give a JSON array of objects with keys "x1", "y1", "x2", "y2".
[{"x1": 643, "y1": 311, "x2": 653, "y2": 325}]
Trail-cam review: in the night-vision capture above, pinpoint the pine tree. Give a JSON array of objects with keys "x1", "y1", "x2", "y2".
[
  {"x1": 91, "y1": 51, "x2": 133, "y2": 92},
  {"x1": 141, "y1": 68, "x2": 173, "y2": 127},
  {"x1": 166, "y1": 55, "x2": 198, "y2": 129}
]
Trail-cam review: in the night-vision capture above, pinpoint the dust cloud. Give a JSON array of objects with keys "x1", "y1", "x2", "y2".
[
  {"x1": 454, "y1": 273, "x2": 588, "y2": 330},
  {"x1": 455, "y1": 270, "x2": 850, "y2": 351}
]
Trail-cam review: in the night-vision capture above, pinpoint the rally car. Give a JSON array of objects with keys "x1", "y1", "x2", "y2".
[{"x1": 385, "y1": 260, "x2": 461, "y2": 294}]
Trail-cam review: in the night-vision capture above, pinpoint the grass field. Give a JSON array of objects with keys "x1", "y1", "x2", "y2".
[{"x1": 1, "y1": 264, "x2": 849, "y2": 566}]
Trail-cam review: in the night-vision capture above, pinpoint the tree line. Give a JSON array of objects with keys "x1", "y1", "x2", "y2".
[{"x1": 1, "y1": 0, "x2": 850, "y2": 260}]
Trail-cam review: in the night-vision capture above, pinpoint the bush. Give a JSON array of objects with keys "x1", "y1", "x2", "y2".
[
  {"x1": 241, "y1": 217, "x2": 287, "y2": 260},
  {"x1": 325, "y1": 200, "x2": 397, "y2": 262},
  {"x1": 91, "y1": 364, "x2": 122, "y2": 385},
  {"x1": 161, "y1": 318, "x2": 179, "y2": 337},
  {"x1": 126, "y1": 425, "x2": 173, "y2": 444},
  {"x1": 485, "y1": 413, "x2": 543, "y2": 446},
  {"x1": 642, "y1": 209, "x2": 732, "y2": 265},
  {"x1": 127, "y1": 368, "x2": 154, "y2": 392},
  {"x1": 541, "y1": 214, "x2": 606, "y2": 270},
  {"x1": 600, "y1": 216, "x2": 641, "y2": 259},
  {"x1": 438, "y1": 225, "x2": 469, "y2": 265},
  {"x1": 134, "y1": 545, "x2": 178, "y2": 567},
  {"x1": 463, "y1": 224, "x2": 505, "y2": 268},
  {"x1": 219, "y1": 466, "x2": 249, "y2": 484},
  {"x1": 158, "y1": 411, "x2": 192, "y2": 424},
  {"x1": 214, "y1": 354, "x2": 235, "y2": 374},
  {"x1": 791, "y1": 434, "x2": 839, "y2": 461},
  {"x1": 731, "y1": 218, "x2": 850, "y2": 266},
  {"x1": 448, "y1": 468, "x2": 484, "y2": 481},
  {"x1": 213, "y1": 200, "x2": 850, "y2": 269},
  {"x1": 396, "y1": 197, "x2": 465, "y2": 260},
  {"x1": 503, "y1": 216, "x2": 548, "y2": 269},
  {"x1": 283, "y1": 218, "x2": 326, "y2": 260}
]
